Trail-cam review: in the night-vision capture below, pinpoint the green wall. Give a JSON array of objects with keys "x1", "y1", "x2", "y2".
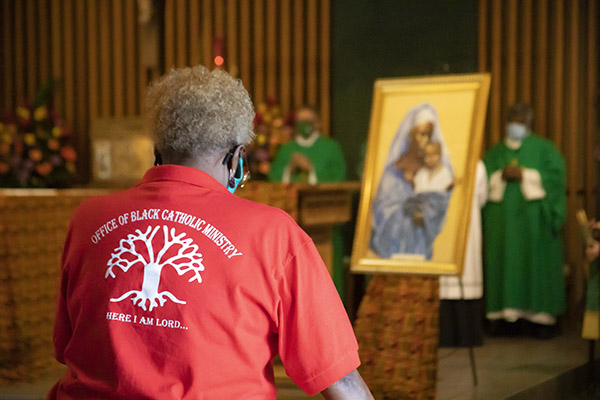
[{"x1": 331, "y1": 1, "x2": 478, "y2": 179}]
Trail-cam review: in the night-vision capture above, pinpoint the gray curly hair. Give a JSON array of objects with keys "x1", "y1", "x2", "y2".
[{"x1": 145, "y1": 65, "x2": 255, "y2": 161}]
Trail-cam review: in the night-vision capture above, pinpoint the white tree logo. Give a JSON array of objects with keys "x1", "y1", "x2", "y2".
[{"x1": 105, "y1": 225, "x2": 204, "y2": 311}]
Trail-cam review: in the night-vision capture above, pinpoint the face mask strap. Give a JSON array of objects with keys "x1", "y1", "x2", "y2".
[{"x1": 223, "y1": 145, "x2": 248, "y2": 193}]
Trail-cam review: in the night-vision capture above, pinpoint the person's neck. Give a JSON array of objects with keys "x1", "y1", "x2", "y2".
[
  {"x1": 504, "y1": 137, "x2": 523, "y2": 150},
  {"x1": 165, "y1": 153, "x2": 229, "y2": 187}
]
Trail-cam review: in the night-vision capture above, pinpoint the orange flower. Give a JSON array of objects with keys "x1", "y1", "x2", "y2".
[
  {"x1": 258, "y1": 161, "x2": 270, "y2": 175},
  {"x1": 61, "y1": 146, "x2": 77, "y2": 161},
  {"x1": 0, "y1": 162, "x2": 9, "y2": 174},
  {"x1": 35, "y1": 162, "x2": 53, "y2": 176},
  {"x1": 29, "y1": 148, "x2": 43, "y2": 162},
  {"x1": 48, "y1": 139, "x2": 60, "y2": 150}
]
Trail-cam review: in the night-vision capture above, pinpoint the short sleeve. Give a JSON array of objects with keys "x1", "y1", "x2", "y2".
[{"x1": 275, "y1": 239, "x2": 360, "y2": 395}]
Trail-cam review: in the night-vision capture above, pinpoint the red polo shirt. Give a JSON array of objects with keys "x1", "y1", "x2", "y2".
[{"x1": 49, "y1": 165, "x2": 359, "y2": 400}]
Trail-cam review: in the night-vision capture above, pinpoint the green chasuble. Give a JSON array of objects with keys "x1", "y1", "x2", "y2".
[
  {"x1": 483, "y1": 134, "x2": 566, "y2": 317},
  {"x1": 268, "y1": 136, "x2": 346, "y2": 183},
  {"x1": 268, "y1": 136, "x2": 347, "y2": 301}
]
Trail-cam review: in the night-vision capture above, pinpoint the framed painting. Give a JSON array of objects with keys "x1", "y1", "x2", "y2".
[{"x1": 351, "y1": 73, "x2": 491, "y2": 275}]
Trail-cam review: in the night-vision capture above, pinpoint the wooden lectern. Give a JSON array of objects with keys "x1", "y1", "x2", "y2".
[{"x1": 237, "y1": 181, "x2": 360, "y2": 274}]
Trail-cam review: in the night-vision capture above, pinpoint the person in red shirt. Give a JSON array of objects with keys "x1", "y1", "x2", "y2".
[{"x1": 49, "y1": 65, "x2": 372, "y2": 400}]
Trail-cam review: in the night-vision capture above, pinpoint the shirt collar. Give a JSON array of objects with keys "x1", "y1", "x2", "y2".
[
  {"x1": 138, "y1": 165, "x2": 229, "y2": 194},
  {"x1": 295, "y1": 131, "x2": 320, "y2": 147}
]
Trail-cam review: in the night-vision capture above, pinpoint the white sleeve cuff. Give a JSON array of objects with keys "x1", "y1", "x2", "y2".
[
  {"x1": 308, "y1": 167, "x2": 317, "y2": 185},
  {"x1": 282, "y1": 164, "x2": 292, "y2": 184},
  {"x1": 488, "y1": 170, "x2": 506, "y2": 202},
  {"x1": 521, "y1": 168, "x2": 546, "y2": 200},
  {"x1": 282, "y1": 164, "x2": 317, "y2": 184}
]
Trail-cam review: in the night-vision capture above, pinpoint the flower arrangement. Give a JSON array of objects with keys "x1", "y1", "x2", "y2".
[
  {"x1": 247, "y1": 100, "x2": 294, "y2": 180},
  {"x1": 0, "y1": 84, "x2": 77, "y2": 188}
]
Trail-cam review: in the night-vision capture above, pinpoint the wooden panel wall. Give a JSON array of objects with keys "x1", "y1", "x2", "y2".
[
  {"x1": 162, "y1": 0, "x2": 332, "y2": 131},
  {"x1": 0, "y1": 0, "x2": 332, "y2": 180},
  {"x1": 478, "y1": 0, "x2": 599, "y2": 308},
  {"x1": 0, "y1": 0, "x2": 145, "y2": 180}
]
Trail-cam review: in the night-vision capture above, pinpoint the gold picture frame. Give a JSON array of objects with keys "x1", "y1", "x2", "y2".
[{"x1": 351, "y1": 73, "x2": 491, "y2": 275}]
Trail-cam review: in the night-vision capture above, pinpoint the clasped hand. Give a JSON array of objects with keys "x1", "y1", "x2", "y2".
[
  {"x1": 586, "y1": 219, "x2": 600, "y2": 262},
  {"x1": 290, "y1": 153, "x2": 314, "y2": 173},
  {"x1": 412, "y1": 209, "x2": 424, "y2": 227},
  {"x1": 502, "y1": 165, "x2": 522, "y2": 182}
]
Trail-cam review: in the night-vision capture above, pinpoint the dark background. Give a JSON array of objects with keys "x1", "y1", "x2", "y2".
[{"x1": 331, "y1": 0, "x2": 478, "y2": 179}]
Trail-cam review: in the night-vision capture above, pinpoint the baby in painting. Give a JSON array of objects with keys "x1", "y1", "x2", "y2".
[
  {"x1": 410, "y1": 140, "x2": 454, "y2": 227},
  {"x1": 413, "y1": 141, "x2": 454, "y2": 194},
  {"x1": 370, "y1": 103, "x2": 454, "y2": 260}
]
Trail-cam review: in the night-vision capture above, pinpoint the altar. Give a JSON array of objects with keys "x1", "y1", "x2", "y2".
[{"x1": 0, "y1": 181, "x2": 359, "y2": 381}]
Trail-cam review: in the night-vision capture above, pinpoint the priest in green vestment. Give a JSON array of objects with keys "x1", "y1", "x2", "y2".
[
  {"x1": 483, "y1": 103, "x2": 566, "y2": 337},
  {"x1": 268, "y1": 106, "x2": 347, "y2": 301},
  {"x1": 268, "y1": 107, "x2": 346, "y2": 184}
]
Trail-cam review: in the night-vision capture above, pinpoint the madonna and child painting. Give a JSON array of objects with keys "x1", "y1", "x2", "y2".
[
  {"x1": 351, "y1": 74, "x2": 490, "y2": 275},
  {"x1": 370, "y1": 103, "x2": 453, "y2": 261}
]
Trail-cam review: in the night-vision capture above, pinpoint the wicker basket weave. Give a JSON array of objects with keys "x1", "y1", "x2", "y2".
[
  {"x1": 353, "y1": 275, "x2": 440, "y2": 400},
  {"x1": 0, "y1": 190, "x2": 99, "y2": 383}
]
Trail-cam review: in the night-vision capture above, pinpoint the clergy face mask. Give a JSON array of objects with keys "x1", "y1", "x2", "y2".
[
  {"x1": 294, "y1": 108, "x2": 318, "y2": 138},
  {"x1": 506, "y1": 122, "x2": 529, "y2": 141},
  {"x1": 295, "y1": 120, "x2": 314, "y2": 138}
]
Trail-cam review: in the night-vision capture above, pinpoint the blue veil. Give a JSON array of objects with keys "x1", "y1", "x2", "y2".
[{"x1": 370, "y1": 103, "x2": 453, "y2": 260}]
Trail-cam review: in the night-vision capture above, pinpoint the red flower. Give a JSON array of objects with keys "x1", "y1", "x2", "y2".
[
  {"x1": 35, "y1": 162, "x2": 53, "y2": 176},
  {"x1": 60, "y1": 146, "x2": 77, "y2": 161}
]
